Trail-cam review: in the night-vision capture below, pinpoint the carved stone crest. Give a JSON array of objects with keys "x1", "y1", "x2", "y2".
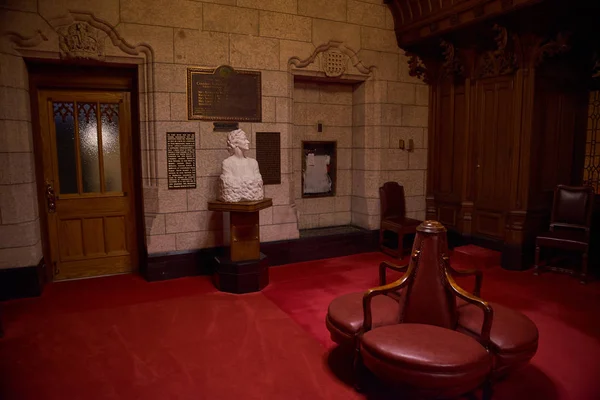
[
  {"x1": 58, "y1": 22, "x2": 105, "y2": 60},
  {"x1": 477, "y1": 24, "x2": 518, "y2": 78},
  {"x1": 321, "y1": 48, "x2": 348, "y2": 77}
]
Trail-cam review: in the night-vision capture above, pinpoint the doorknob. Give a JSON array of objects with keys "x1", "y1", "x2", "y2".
[{"x1": 46, "y1": 182, "x2": 56, "y2": 213}]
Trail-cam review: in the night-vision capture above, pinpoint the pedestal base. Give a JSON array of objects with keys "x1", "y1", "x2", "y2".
[{"x1": 213, "y1": 253, "x2": 269, "y2": 294}]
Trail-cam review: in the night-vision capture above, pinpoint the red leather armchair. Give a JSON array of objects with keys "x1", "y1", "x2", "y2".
[
  {"x1": 534, "y1": 185, "x2": 595, "y2": 283},
  {"x1": 379, "y1": 182, "x2": 421, "y2": 258}
]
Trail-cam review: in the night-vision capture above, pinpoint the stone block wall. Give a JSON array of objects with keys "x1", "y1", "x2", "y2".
[
  {"x1": 293, "y1": 81, "x2": 353, "y2": 229},
  {"x1": 0, "y1": 0, "x2": 428, "y2": 269}
]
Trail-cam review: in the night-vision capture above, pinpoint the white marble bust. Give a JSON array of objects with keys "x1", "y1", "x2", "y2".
[{"x1": 219, "y1": 129, "x2": 264, "y2": 202}]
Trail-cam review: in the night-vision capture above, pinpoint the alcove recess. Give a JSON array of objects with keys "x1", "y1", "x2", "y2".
[{"x1": 292, "y1": 72, "x2": 367, "y2": 231}]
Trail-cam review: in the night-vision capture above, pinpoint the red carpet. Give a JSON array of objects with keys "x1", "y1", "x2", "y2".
[{"x1": 1, "y1": 249, "x2": 600, "y2": 399}]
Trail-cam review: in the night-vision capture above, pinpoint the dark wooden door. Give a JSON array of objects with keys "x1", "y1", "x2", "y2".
[
  {"x1": 473, "y1": 77, "x2": 515, "y2": 239},
  {"x1": 38, "y1": 90, "x2": 138, "y2": 280}
]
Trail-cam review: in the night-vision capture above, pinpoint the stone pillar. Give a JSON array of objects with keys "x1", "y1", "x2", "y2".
[{"x1": 0, "y1": 52, "x2": 43, "y2": 270}]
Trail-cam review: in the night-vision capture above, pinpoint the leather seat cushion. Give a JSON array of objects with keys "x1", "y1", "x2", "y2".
[
  {"x1": 457, "y1": 302, "x2": 539, "y2": 354},
  {"x1": 536, "y1": 230, "x2": 588, "y2": 250},
  {"x1": 361, "y1": 324, "x2": 491, "y2": 373},
  {"x1": 327, "y1": 292, "x2": 400, "y2": 336},
  {"x1": 360, "y1": 324, "x2": 491, "y2": 397}
]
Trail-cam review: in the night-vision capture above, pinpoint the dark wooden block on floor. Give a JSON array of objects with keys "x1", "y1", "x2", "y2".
[{"x1": 213, "y1": 253, "x2": 269, "y2": 294}]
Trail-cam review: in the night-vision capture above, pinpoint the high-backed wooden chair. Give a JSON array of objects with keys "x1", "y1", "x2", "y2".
[
  {"x1": 534, "y1": 185, "x2": 595, "y2": 284},
  {"x1": 379, "y1": 182, "x2": 421, "y2": 258}
]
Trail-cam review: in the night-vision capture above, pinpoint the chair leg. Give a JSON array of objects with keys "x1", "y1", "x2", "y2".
[
  {"x1": 533, "y1": 246, "x2": 542, "y2": 276},
  {"x1": 482, "y1": 380, "x2": 494, "y2": 400},
  {"x1": 580, "y1": 252, "x2": 588, "y2": 285},
  {"x1": 353, "y1": 344, "x2": 365, "y2": 392},
  {"x1": 397, "y1": 233, "x2": 404, "y2": 259}
]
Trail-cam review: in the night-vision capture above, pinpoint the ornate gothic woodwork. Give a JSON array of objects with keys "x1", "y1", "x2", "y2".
[
  {"x1": 392, "y1": 1, "x2": 600, "y2": 270},
  {"x1": 384, "y1": 0, "x2": 543, "y2": 47}
]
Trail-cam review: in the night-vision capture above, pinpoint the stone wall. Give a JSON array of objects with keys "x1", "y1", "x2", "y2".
[{"x1": 0, "y1": 0, "x2": 428, "y2": 269}]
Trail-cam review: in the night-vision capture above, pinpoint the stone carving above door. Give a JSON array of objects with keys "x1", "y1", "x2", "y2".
[
  {"x1": 289, "y1": 41, "x2": 373, "y2": 80},
  {"x1": 321, "y1": 48, "x2": 348, "y2": 78},
  {"x1": 58, "y1": 22, "x2": 105, "y2": 60}
]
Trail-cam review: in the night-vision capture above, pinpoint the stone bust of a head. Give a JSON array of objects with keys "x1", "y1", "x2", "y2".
[{"x1": 226, "y1": 129, "x2": 250, "y2": 156}]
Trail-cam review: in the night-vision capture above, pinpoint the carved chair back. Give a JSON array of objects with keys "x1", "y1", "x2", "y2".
[
  {"x1": 379, "y1": 182, "x2": 407, "y2": 220},
  {"x1": 550, "y1": 185, "x2": 595, "y2": 235}
]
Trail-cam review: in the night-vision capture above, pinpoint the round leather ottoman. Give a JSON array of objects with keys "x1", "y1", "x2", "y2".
[
  {"x1": 360, "y1": 323, "x2": 492, "y2": 399},
  {"x1": 326, "y1": 292, "x2": 401, "y2": 346},
  {"x1": 458, "y1": 302, "x2": 539, "y2": 378}
]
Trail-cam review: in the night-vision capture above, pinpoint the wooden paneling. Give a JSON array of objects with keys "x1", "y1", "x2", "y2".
[
  {"x1": 105, "y1": 216, "x2": 128, "y2": 254},
  {"x1": 58, "y1": 219, "x2": 84, "y2": 260},
  {"x1": 474, "y1": 78, "x2": 513, "y2": 214},
  {"x1": 82, "y1": 218, "x2": 105, "y2": 256},
  {"x1": 433, "y1": 80, "x2": 466, "y2": 203}
]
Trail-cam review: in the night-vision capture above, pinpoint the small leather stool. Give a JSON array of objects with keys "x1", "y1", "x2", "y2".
[
  {"x1": 361, "y1": 323, "x2": 492, "y2": 399},
  {"x1": 458, "y1": 302, "x2": 539, "y2": 378},
  {"x1": 326, "y1": 292, "x2": 400, "y2": 346}
]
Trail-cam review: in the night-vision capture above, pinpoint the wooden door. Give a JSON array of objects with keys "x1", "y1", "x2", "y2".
[
  {"x1": 473, "y1": 77, "x2": 514, "y2": 239},
  {"x1": 38, "y1": 90, "x2": 138, "y2": 280}
]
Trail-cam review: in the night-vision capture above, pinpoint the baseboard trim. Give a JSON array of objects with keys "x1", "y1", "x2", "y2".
[
  {"x1": 0, "y1": 259, "x2": 45, "y2": 301},
  {"x1": 145, "y1": 227, "x2": 380, "y2": 282}
]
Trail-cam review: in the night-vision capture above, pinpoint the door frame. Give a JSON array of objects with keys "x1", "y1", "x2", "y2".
[{"x1": 27, "y1": 59, "x2": 146, "y2": 283}]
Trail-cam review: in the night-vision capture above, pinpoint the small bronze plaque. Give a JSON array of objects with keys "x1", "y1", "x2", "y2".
[
  {"x1": 256, "y1": 132, "x2": 281, "y2": 185},
  {"x1": 213, "y1": 122, "x2": 239, "y2": 132},
  {"x1": 167, "y1": 132, "x2": 196, "y2": 189},
  {"x1": 187, "y1": 65, "x2": 261, "y2": 121}
]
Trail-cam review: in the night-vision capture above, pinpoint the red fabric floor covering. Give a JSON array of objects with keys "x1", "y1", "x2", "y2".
[{"x1": 1, "y1": 249, "x2": 599, "y2": 399}]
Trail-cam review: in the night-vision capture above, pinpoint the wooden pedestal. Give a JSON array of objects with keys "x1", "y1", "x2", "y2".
[
  {"x1": 207, "y1": 198, "x2": 272, "y2": 293},
  {"x1": 213, "y1": 253, "x2": 268, "y2": 294}
]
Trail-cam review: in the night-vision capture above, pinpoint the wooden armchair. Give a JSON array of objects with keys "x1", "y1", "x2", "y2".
[
  {"x1": 379, "y1": 182, "x2": 421, "y2": 258},
  {"x1": 534, "y1": 185, "x2": 595, "y2": 284}
]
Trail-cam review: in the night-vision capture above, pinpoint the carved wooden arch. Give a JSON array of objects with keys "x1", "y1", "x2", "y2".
[
  {"x1": 288, "y1": 41, "x2": 374, "y2": 80},
  {"x1": 2, "y1": 11, "x2": 159, "y2": 188}
]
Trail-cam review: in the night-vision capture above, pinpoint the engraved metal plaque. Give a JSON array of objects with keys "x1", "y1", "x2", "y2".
[
  {"x1": 256, "y1": 132, "x2": 281, "y2": 185},
  {"x1": 167, "y1": 132, "x2": 196, "y2": 189},
  {"x1": 187, "y1": 65, "x2": 261, "y2": 121}
]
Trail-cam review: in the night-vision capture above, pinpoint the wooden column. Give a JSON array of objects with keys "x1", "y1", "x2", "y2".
[{"x1": 208, "y1": 198, "x2": 272, "y2": 293}]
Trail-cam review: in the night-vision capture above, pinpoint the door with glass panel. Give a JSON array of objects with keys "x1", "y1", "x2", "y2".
[{"x1": 39, "y1": 90, "x2": 138, "y2": 280}]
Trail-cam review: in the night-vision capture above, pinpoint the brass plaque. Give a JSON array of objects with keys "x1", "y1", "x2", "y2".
[
  {"x1": 187, "y1": 65, "x2": 261, "y2": 121},
  {"x1": 256, "y1": 132, "x2": 281, "y2": 185},
  {"x1": 167, "y1": 132, "x2": 196, "y2": 189}
]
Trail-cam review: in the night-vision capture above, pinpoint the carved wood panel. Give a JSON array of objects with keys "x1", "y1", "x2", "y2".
[
  {"x1": 433, "y1": 80, "x2": 466, "y2": 203},
  {"x1": 473, "y1": 77, "x2": 514, "y2": 238}
]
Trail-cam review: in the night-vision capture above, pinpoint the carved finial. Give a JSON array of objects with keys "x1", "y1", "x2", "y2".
[
  {"x1": 592, "y1": 53, "x2": 600, "y2": 79},
  {"x1": 477, "y1": 24, "x2": 518, "y2": 78},
  {"x1": 58, "y1": 22, "x2": 105, "y2": 61},
  {"x1": 535, "y1": 32, "x2": 572, "y2": 66},
  {"x1": 493, "y1": 24, "x2": 508, "y2": 52},
  {"x1": 407, "y1": 53, "x2": 428, "y2": 83},
  {"x1": 440, "y1": 40, "x2": 464, "y2": 78}
]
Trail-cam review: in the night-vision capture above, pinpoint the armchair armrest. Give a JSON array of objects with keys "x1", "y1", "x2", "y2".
[
  {"x1": 379, "y1": 261, "x2": 409, "y2": 285},
  {"x1": 363, "y1": 251, "x2": 420, "y2": 332},
  {"x1": 444, "y1": 262, "x2": 493, "y2": 349},
  {"x1": 442, "y1": 255, "x2": 483, "y2": 296}
]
